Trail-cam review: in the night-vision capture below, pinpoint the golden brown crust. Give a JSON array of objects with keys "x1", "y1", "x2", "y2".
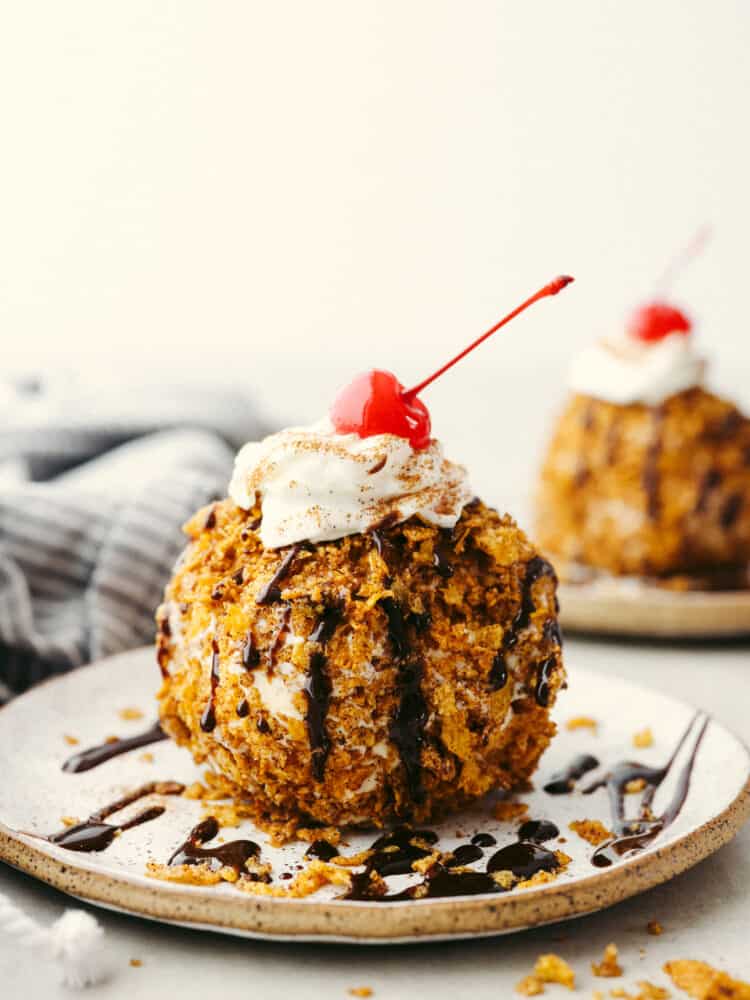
[
  {"x1": 535, "y1": 388, "x2": 750, "y2": 579},
  {"x1": 156, "y1": 499, "x2": 564, "y2": 828}
]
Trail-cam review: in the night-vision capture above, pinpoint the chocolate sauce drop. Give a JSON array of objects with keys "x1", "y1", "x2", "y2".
[
  {"x1": 445, "y1": 844, "x2": 484, "y2": 867},
  {"x1": 236, "y1": 698, "x2": 249, "y2": 718},
  {"x1": 543, "y1": 753, "x2": 600, "y2": 795},
  {"x1": 200, "y1": 647, "x2": 221, "y2": 733},
  {"x1": 257, "y1": 545, "x2": 299, "y2": 605},
  {"x1": 518, "y1": 819, "x2": 559, "y2": 842},
  {"x1": 169, "y1": 816, "x2": 266, "y2": 877},
  {"x1": 502, "y1": 556, "x2": 557, "y2": 652},
  {"x1": 470, "y1": 832, "x2": 497, "y2": 847},
  {"x1": 486, "y1": 841, "x2": 559, "y2": 879},
  {"x1": 49, "y1": 781, "x2": 183, "y2": 853},
  {"x1": 62, "y1": 722, "x2": 166, "y2": 773},
  {"x1": 304, "y1": 839, "x2": 339, "y2": 862},
  {"x1": 379, "y1": 597, "x2": 409, "y2": 659},
  {"x1": 363, "y1": 826, "x2": 438, "y2": 878}
]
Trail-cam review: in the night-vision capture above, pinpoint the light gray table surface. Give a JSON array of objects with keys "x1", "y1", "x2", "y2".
[{"x1": 1, "y1": 634, "x2": 748, "y2": 998}]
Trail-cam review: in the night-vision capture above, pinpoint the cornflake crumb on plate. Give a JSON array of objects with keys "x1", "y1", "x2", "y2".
[
  {"x1": 610, "y1": 984, "x2": 669, "y2": 1000},
  {"x1": 663, "y1": 959, "x2": 750, "y2": 999},
  {"x1": 60, "y1": 816, "x2": 79, "y2": 828},
  {"x1": 569, "y1": 819, "x2": 613, "y2": 846},
  {"x1": 516, "y1": 975, "x2": 545, "y2": 996},
  {"x1": 492, "y1": 800, "x2": 529, "y2": 822},
  {"x1": 348, "y1": 989, "x2": 373, "y2": 998},
  {"x1": 129, "y1": 959, "x2": 142, "y2": 968},
  {"x1": 591, "y1": 942, "x2": 623, "y2": 977},
  {"x1": 63, "y1": 734, "x2": 79, "y2": 746},
  {"x1": 566, "y1": 716, "x2": 598, "y2": 732},
  {"x1": 535, "y1": 954, "x2": 575, "y2": 989},
  {"x1": 625, "y1": 778, "x2": 648, "y2": 794},
  {"x1": 647, "y1": 920, "x2": 664, "y2": 936},
  {"x1": 119, "y1": 707, "x2": 144, "y2": 721},
  {"x1": 633, "y1": 727, "x2": 654, "y2": 749},
  {"x1": 139, "y1": 752, "x2": 154, "y2": 763}
]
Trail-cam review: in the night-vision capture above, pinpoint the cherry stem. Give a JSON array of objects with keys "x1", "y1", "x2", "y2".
[
  {"x1": 402, "y1": 275, "x2": 574, "y2": 401},
  {"x1": 653, "y1": 224, "x2": 712, "y2": 295}
]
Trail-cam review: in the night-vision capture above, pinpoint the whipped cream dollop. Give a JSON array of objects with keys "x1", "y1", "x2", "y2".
[
  {"x1": 568, "y1": 332, "x2": 705, "y2": 406},
  {"x1": 228, "y1": 418, "x2": 474, "y2": 549}
]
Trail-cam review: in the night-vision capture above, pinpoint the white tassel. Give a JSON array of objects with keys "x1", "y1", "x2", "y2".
[{"x1": 0, "y1": 893, "x2": 109, "y2": 988}]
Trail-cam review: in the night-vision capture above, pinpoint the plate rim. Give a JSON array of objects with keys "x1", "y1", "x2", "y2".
[{"x1": 1, "y1": 650, "x2": 749, "y2": 942}]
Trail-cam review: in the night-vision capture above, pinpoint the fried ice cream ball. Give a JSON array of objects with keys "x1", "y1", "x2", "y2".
[
  {"x1": 536, "y1": 387, "x2": 750, "y2": 582},
  {"x1": 156, "y1": 498, "x2": 565, "y2": 828}
]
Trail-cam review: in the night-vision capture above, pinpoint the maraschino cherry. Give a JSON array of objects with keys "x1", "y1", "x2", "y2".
[
  {"x1": 627, "y1": 226, "x2": 710, "y2": 344},
  {"x1": 628, "y1": 302, "x2": 692, "y2": 343},
  {"x1": 330, "y1": 275, "x2": 574, "y2": 450}
]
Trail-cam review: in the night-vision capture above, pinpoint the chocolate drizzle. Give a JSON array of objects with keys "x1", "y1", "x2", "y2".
[
  {"x1": 491, "y1": 556, "x2": 557, "y2": 693},
  {"x1": 695, "y1": 468, "x2": 722, "y2": 514},
  {"x1": 169, "y1": 816, "x2": 267, "y2": 878},
  {"x1": 304, "y1": 604, "x2": 344, "y2": 781},
  {"x1": 643, "y1": 408, "x2": 664, "y2": 520},
  {"x1": 444, "y1": 843, "x2": 483, "y2": 867},
  {"x1": 534, "y1": 655, "x2": 557, "y2": 707},
  {"x1": 485, "y1": 840, "x2": 559, "y2": 879},
  {"x1": 257, "y1": 545, "x2": 299, "y2": 605},
  {"x1": 584, "y1": 713, "x2": 709, "y2": 867},
  {"x1": 267, "y1": 604, "x2": 292, "y2": 665},
  {"x1": 200, "y1": 645, "x2": 221, "y2": 733},
  {"x1": 543, "y1": 753, "x2": 600, "y2": 795},
  {"x1": 721, "y1": 492, "x2": 743, "y2": 529},
  {"x1": 49, "y1": 781, "x2": 184, "y2": 853},
  {"x1": 470, "y1": 832, "x2": 497, "y2": 847},
  {"x1": 62, "y1": 722, "x2": 166, "y2": 773},
  {"x1": 389, "y1": 661, "x2": 428, "y2": 803},
  {"x1": 433, "y1": 530, "x2": 455, "y2": 579},
  {"x1": 304, "y1": 839, "x2": 339, "y2": 862},
  {"x1": 241, "y1": 630, "x2": 260, "y2": 669}
]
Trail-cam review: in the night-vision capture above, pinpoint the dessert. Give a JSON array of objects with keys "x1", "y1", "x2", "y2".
[
  {"x1": 536, "y1": 295, "x2": 750, "y2": 585},
  {"x1": 155, "y1": 278, "x2": 572, "y2": 830}
]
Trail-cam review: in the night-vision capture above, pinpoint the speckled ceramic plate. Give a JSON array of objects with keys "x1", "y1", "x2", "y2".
[
  {"x1": 0, "y1": 648, "x2": 748, "y2": 942},
  {"x1": 558, "y1": 579, "x2": 750, "y2": 638}
]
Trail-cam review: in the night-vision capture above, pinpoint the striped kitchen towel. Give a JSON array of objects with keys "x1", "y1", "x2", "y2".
[{"x1": 0, "y1": 373, "x2": 265, "y2": 701}]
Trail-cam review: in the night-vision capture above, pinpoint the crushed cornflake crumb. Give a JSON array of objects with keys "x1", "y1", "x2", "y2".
[
  {"x1": 237, "y1": 860, "x2": 351, "y2": 898},
  {"x1": 63, "y1": 734, "x2": 79, "y2": 746},
  {"x1": 624, "y1": 778, "x2": 647, "y2": 794},
  {"x1": 633, "y1": 727, "x2": 654, "y2": 749},
  {"x1": 129, "y1": 959, "x2": 142, "y2": 968},
  {"x1": 60, "y1": 816, "x2": 79, "y2": 827},
  {"x1": 139, "y1": 752, "x2": 154, "y2": 763},
  {"x1": 348, "y1": 989, "x2": 373, "y2": 998},
  {"x1": 119, "y1": 707, "x2": 144, "y2": 721},
  {"x1": 104, "y1": 735, "x2": 119, "y2": 744},
  {"x1": 533, "y1": 954, "x2": 575, "y2": 990},
  {"x1": 663, "y1": 959, "x2": 750, "y2": 999},
  {"x1": 593, "y1": 992, "x2": 605, "y2": 1000},
  {"x1": 608, "y1": 985, "x2": 669, "y2": 1000},
  {"x1": 566, "y1": 716, "x2": 598, "y2": 732},
  {"x1": 492, "y1": 800, "x2": 529, "y2": 822},
  {"x1": 592, "y1": 943, "x2": 623, "y2": 978},
  {"x1": 516, "y1": 975, "x2": 545, "y2": 996},
  {"x1": 569, "y1": 819, "x2": 613, "y2": 846},
  {"x1": 647, "y1": 920, "x2": 663, "y2": 936}
]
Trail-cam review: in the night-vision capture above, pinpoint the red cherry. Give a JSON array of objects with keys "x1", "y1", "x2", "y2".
[
  {"x1": 330, "y1": 370, "x2": 432, "y2": 450},
  {"x1": 628, "y1": 301, "x2": 692, "y2": 343}
]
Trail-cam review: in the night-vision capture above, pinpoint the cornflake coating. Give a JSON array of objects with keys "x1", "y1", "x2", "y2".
[
  {"x1": 566, "y1": 716, "x2": 598, "y2": 732},
  {"x1": 156, "y1": 499, "x2": 564, "y2": 827},
  {"x1": 663, "y1": 960, "x2": 750, "y2": 1000},
  {"x1": 536, "y1": 388, "x2": 750, "y2": 579},
  {"x1": 516, "y1": 976, "x2": 545, "y2": 996}
]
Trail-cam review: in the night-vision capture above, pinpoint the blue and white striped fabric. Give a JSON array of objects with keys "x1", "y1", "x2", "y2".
[{"x1": 0, "y1": 374, "x2": 264, "y2": 701}]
